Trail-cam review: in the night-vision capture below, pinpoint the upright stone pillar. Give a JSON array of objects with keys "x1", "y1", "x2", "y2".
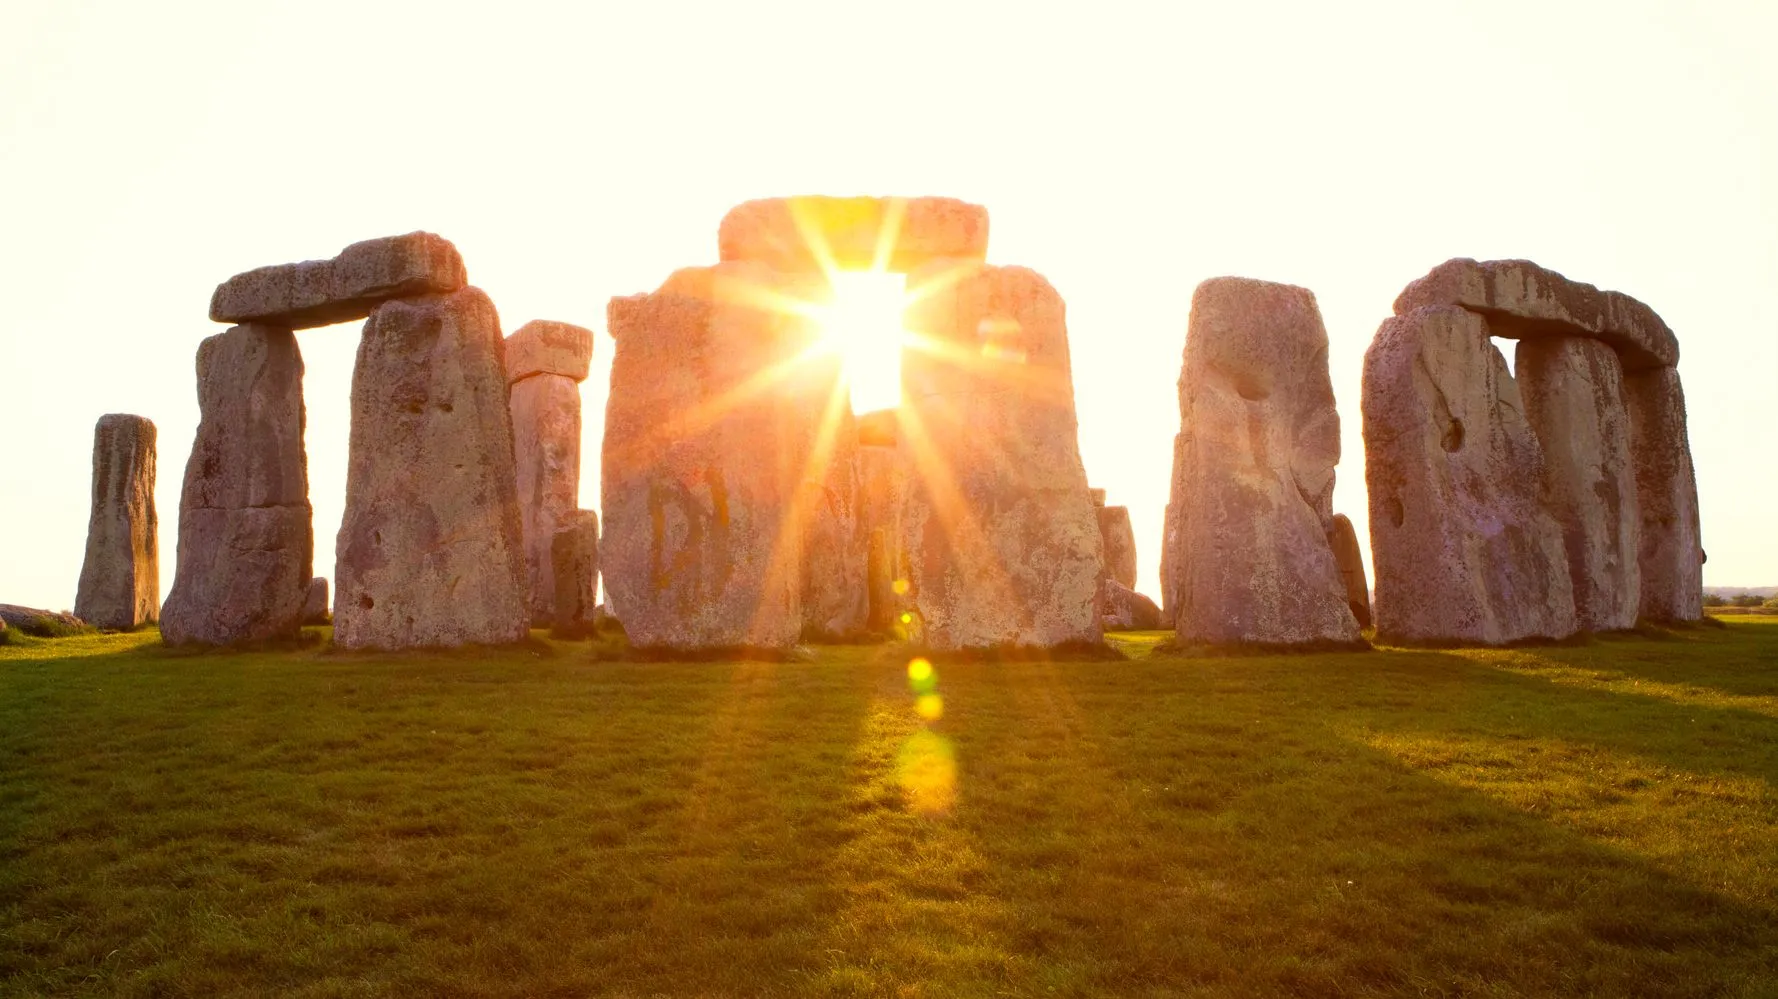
[
  {"x1": 1362, "y1": 306, "x2": 1576, "y2": 644},
  {"x1": 1326, "y1": 513, "x2": 1372, "y2": 630},
  {"x1": 1096, "y1": 504, "x2": 1137, "y2": 590},
  {"x1": 74, "y1": 414, "x2": 159, "y2": 630},
  {"x1": 856, "y1": 411, "x2": 909, "y2": 633},
  {"x1": 1517, "y1": 337, "x2": 1641, "y2": 631},
  {"x1": 161, "y1": 325, "x2": 312, "y2": 645},
  {"x1": 1626, "y1": 367, "x2": 1703, "y2": 622},
  {"x1": 505, "y1": 320, "x2": 594, "y2": 624},
  {"x1": 1165, "y1": 278, "x2": 1360, "y2": 648},
  {"x1": 551, "y1": 509, "x2": 601, "y2": 638},
  {"x1": 333, "y1": 288, "x2": 528, "y2": 650},
  {"x1": 900, "y1": 260, "x2": 1102, "y2": 650}
]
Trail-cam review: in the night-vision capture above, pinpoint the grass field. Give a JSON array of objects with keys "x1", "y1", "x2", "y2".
[{"x1": 2, "y1": 620, "x2": 1776, "y2": 997}]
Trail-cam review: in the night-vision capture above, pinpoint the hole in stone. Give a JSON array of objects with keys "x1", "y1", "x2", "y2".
[
  {"x1": 401, "y1": 401, "x2": 424, "y2": 415},
  {"x1": 1233, "y1": 374, "x2": 1270, "y2": 402},
  {"x1": 438, "y1": 402, "x2": 453, "y2": 413},
  {"x1": 373, "y1": 530, "x2": 382, "y2": 546},
  {"x1": 359, "y1": 594, "x2": 375, "y2": 610},
  {"x1": 1387, "y1": 496, "x2": 1405, "y2": 528},
  {"x1": 1442, "y1": 418, "x2": 1465, "y2": 453}
]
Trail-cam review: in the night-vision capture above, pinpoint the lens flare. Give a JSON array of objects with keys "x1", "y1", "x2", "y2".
[
  {"x1": 817, "y1": 271, "x2": 908, "y2": 414},
  {"x1": 915, "y1": 693, "x2": 944, "y2": 721},
  {"x1": 907, "y1": 657, "x2": 933, "y2": 683},
  {"x1": 896, "y1": 729, "x2": 957, "y2": 815}
]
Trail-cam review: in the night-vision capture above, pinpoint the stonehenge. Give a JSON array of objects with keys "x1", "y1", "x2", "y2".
[
  {"x1": 74, "y1": 414, "x2": 159, "y2": 630},
  {"x1": 1365, "y1": 258, "x2": 1700, "y2": 643},
  {"x1": 1163, "y1": 278, "x2": 1362, "y2": 647},
  {"x1": 137, "y1": 213, "x2": 1705, "y2": 661},
  {"x1": 168, "y1": 231, "x2": 537, "y2": 650},
  {"x1": 506, "y1": 320, "x2": 595, "y2": 623}
]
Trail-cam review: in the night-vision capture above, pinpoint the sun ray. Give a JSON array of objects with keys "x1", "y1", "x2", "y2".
[
  {"x1": 869, "y1": 197, "x2": 909, "y2": 273},
  {"x1": 893, "y1": 399, "x2": 1021, "y2": 626}
]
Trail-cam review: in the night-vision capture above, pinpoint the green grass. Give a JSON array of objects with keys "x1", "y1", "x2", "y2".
[{"x1": 2, "y1": 622, "x2": 1776, "y2": 997}]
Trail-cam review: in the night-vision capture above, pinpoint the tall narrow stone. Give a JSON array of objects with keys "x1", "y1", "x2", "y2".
[
  {"x1": 1517, "y1": 337, "x2": 1641, "y2": 631},
  {"x1": 1166, "y1": 278, "x2": 1359, "y2": 647},
  {"x1": 1362, "y1": 306, "x2": 1576, "y2": 644},
  {"x1": 798, "y1": 376, "x2": 869, "y2": 640},
  {"x1": 1326, "y1": 514, "x2": 1371, "y2": 630},
  {"x1": 74, "y1": 414, "x2": 159, "y2": 630},
  {"x1": 857, "y1": 431, "x2": 910, "y2": 633},
  {"x1": 1625, "y1": 367, "x2": 1703, "y2": 622},
  {"x1": 506, "y1": 320, "x2": 594, "y2": 624},
  {"x1": 333, "y1": 288, "x2": 527, "y2": 650},
  {"x1": 161, "y1": 324, "x2": 312, "y2": 645},
  {"x1": 900, "y1": 260, "x2": 1101, "y2": 650},
  {"x1": 551, "y1": 509, "x2": 600, "y2": 638},
  {"x1": 1096, "y1": 504, "x2": 1137, "y2": 590},
  {"x1": 602, "y1": 265, "x2": 820, "y2": 652}
]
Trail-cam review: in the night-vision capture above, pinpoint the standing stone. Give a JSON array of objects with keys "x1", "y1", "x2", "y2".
[
  {"x1": 333, "y1": 287, "x2": 528, "y2": 650},
  {"x1": 551, "y1": 510, "x2": 600, "y2": 638},
  {"x1": 1517, "y1": 337, "x2": 1641, "y2": 631},
  {"x1": 1326, "y1": 513, "x2": 1372, "y2": 630},
  {"x1": 602, "y1": 265, "x2": 820, "y2": 652},
  {"x1": 302, "y1": 577, "x2": 330, "y2": 625},
  {"x1": 1362, "y1": 306, "x2": 1577, "y2": 644},
  {"x1": 900, "y1": 260, "x2": 1101, "y2": 650},
  {"x1": 798, "y1": 379, "x2": 870, "y2": 640},
  {"x1": 1096, "y1": 504, "x2": 1137, "y2": 590},
  {"x1": 1166, "y1": 278, "x2": 1359, "y2": 647},
  {"x1": 1625, "y1": 367, "x2": 1703, "y2": 622},
  {"x1": 858, "y1": 438, "x2": 910, "y2": 633},
  {"x1": 719, "y1": 196, "x2": 989, "y2": 273},
  {"x1": 1101, "y1": 579, "x2": 1163, "y2": 631},
  {"x1": 74, "y1": 414, "x2": 159, "y2": 630},
  {"x1": 161, "y1": 324, "x2": 312, "y2": 645},
  {"x1": 1158, "y1": 432, "x2": 1187, "y2": 627},
  {"x1": 506, "y1": 320, "x2": 594, "y2": 624}
]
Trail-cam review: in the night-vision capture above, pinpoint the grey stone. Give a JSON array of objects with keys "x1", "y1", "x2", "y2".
[
  {"x1": 1362, "y1": 306, "x2": 1577, "y2": 644},
  {"x1": 1625, "y1": 366, "x2": 1703, "y2": 622},
  {"x1": 1393, "y1": 258, "x2": 1677, "y2": 371},
  {"x1": 1097, "y1": 504, "x2": 1137, "y2": 589},
  {"x1": 302, "y1": 577, "x2": 329, "y2": 625},
  {"x1": 74, "y1": 414, "x2": 159, "y2": 630},
  {"x1": 1100, "y1": 579, "x2": 1163, "y2": 631},
  {"x1": 506, "y1": 320, "x2": 594, "y2": 384},
  {"x1": 510, "y1": 372, "x2": 582, "y2": 623},
  {"x1": 161, "y1": 324, "x2": 312, "y2": 645},
  {"x1": 209, "y1": 232, "x2": 466, "y2": 330},
  {"x1": 551, "y1": 510, "x2": 600, "y2": 637},
  {"x1": 333, "y1": 288, "x2": 528, "y2": 650},
  {"x1": 0, "y1": 605, "x2": 85, "y2": 632},
  {"x1": 1326, "y1": 513, "x2": 1372, "y2": 630},
  {"x1": 899, "y1": 260, "x2": 1102, "y2": 650},
  {"x1": 1517, "y1": 337, "x2": 1641, "y2": 631},
  {"x1": 718, "y1": 196, "x2": 988, "y2": 273},
  {"x1": 1166, "y1": 278, "x2": 1360, "y2": 647}
]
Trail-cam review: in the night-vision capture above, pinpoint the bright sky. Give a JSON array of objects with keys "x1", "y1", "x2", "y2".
[{"x1": 2, "y1": 0, "x2": 1774, "y2": 612}]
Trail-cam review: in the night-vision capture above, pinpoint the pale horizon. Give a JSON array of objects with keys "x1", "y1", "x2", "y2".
[{"x1": 3, "y1": 0, "x2": 1774, "y2": 612}]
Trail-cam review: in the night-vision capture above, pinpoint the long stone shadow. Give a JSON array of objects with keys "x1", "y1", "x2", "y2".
[{"x1": 938, "y1": 651, "x2": 1778, "y2": 997}]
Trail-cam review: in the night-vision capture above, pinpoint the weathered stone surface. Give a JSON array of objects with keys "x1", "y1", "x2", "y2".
[
  {"x1": 1159, "y1": 432, "x2": 1186, "y2": 628},
  {"x1": 161, "y1": 324, "x2": 312, "y2": 645},
  {"x1": 1625, "y1": 366, "x2": 1703, "y2": 622},
  {"x1": 899, "y1": 260, "x2": 1102, "y2": 650},
  {"x1": 74, "y1": 414, "x2": 159, "y2": 630},
  {"x1": 602, "y1": 264, "x2": 823, "y2": 651},
  {"x1": 719, "y1": 196, "x2": 988, "y2": 273},
  {"x1": 1167, "y1": 278, "x2": 1360, "y2": 647},
  {"x1": 1327, "y1": 513, "x2": 1372, "y2": 630},
  {"x1": 1096, "y1": 505, "x2": 1137, "y2": 589},
  {"x1": 209, "y1": 232, "x2": 466, "y2": 330},
  {"x1": 551, "y1": 510, "x2": 600, "y2": 637},
  {"x1": 1394, "y1": 258, "x2": 1677, "y2": 371},
  {"x1": 510, "y1": 372, "x2": 583, "y2": 623},
  {"x1": 0, "y1": 605, "x2": 84, "y2": 632},
  {"x1": 506, "y1": 320, "x2": 594, "y2": 383},
  {"x1": 302, "y1": 577, "x2": 329, "y2": 625},
  {"x1": 1362, "y1": 306, "x2": 1577, "y2": 644},
  {"x1": 858, "y1": 443, "x2": 910, "y2": 632},
  {"x1": 333, "y1": 287, "x2": 528, "y2": 650},
  {"x1": 799, "y1": 384, "x2": 869, "y2": 640},
  {"x1": 1088, "y1": 488, "x2": 1107, "y2": 507},
  {"x1": 1100, "y1": 579, "x2": 1163, "y2": 631},
  {"x1": 1517, "y1": 337, "x2": 1641, "y2": 631}
]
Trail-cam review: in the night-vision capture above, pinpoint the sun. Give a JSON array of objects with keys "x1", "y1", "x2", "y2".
[{"x1": 817, "y1": 270, "x2": 908, "y2": 414}]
